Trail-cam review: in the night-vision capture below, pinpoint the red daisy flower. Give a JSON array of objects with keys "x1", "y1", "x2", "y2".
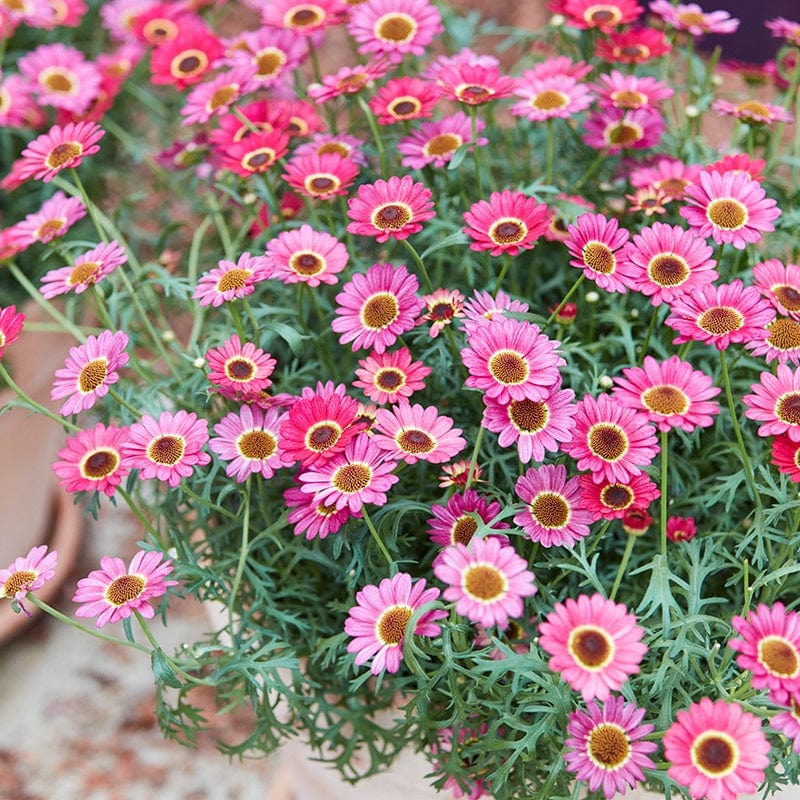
[
  {"x1": 149, "y1": 23, "x2": 224, "y2": 89},
  {"x1": 461, "y1": 316, "x2": 565, "y2": 405},
  {"x1": 665, "y1": 280, "x2": 775, "y2": 350},
  {"x1": 205, "y1": 335, "x2": 277, "y2": 398},
  {"x1": 16, "y1": 120, "x2": 104, "y2": 183},
  {"x1": 0, "y1": 305, "x2": 25, "y2": 359},
  {"x1": 281, "y1": 152, "x2": 360, "y2": 200},
  {"x1": 563, "y1": 392, "x2": 659, "y2": 485},
  {"x1": 52, "y1": 422, "x2": 130, "y2": 497},
  {"x1": 292, "y1": 133, "x2": 368, "y2": 167},
  {"x1": 463, "y1": 190, "x2": 550, "y2": 257},
  {"x1": 706, "y1": 152, "x2": 765, "y2": 182},
  {"x1": 347, "y1": 175, "x2": 435, "y2": 243},
  {"x1": 612, "y1": 355, "x2": 720, "y2": 433},
  {"x1": 666, "y1": 515, "x2": 697, "y2": 542},
  {"x1": 434, "y1": 61, "x2": 516, "y2": 106},
  {"x1": 594, "y1": 28, "x2": 672, "y2": 63},
  {"x1": 680, "y1": 169, "x2": 781, "y2": 250},
  {"x1": 558, "y1": 0, "x2": 643, "y2": 30},
  {"x1": 331, "y1": 261, "x2": 422, "y2": 354},
  {"x1": 564, "y1": 213, "x2": 633, "y2": 293},
  {"x1": 217, "y1": 129, "x2": 291, "y2": 178},
  {"x1": 367, "y1": 76, "x2": 440, "y2": 124},
  {"x1": 578, "y1": 471, "x2": 660, "y2": 521},
  {"x1": 622, "y1": 507, "x2": 654, "y2": 536},
  {"x1": 353, "y1": 346, "x2": 431, "y2": 405},
  {"x1": 771, "y1": 434, "x2": 800, "y2": 482},
  {"x1": 426, "y1": 489, "x2": 509, "y2": 548},
  {"x1": 619, "y1": 222, "x2": 717, "y2": 306},
  {"x1": 417, "y1": 288, "x2": 464, "y2": 338}
]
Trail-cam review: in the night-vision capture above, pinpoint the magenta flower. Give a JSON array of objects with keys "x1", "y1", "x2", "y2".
[
  {"x1": 510, "y1": 72, "x2": 593, "y2": 122},
  {"x1": 433, "y1": 536, "x2": 536, "y2": 629},
  {"x1": 19, "y1": 43, "x2": 102, "y2": 113},
  {"x1": 665, "y1": 280, "x2": 775, "y2": 350},
  {"x1": 344, "y1": 572, "x2": 446, "y2": 675},
  {"x1": 666, "y1": 515, "x2": 697, "y2": 543},
  {"x1": 205, "y1": 334, "x2": 277, "y2": 397},
  {"x1": 427, "y1": 489, "x2": 509, "y2": 548},
  {"x1": 582, "y1": 108, "x2": 664, "y2": 152},
  {"x1": 564, "y1": 212, "x2": 633, "y2": 293},
  {"x1": 743, "y1": 365, "x2": 800, "y2": 441},
  {"x1": 564, "y1": 695, "x2": 657, "y2": 799},
  {"x1": 0, "y1": 305, "x2": 25, "y2": 359},
  {"x1": 461, "y1": 316, "x2": 565, "y2": 404},
  {"x1": 297, "y1": 434, "x2": 399, "y2": 513},
  {"x1": 514, "y1": 463, "x2": 592, "y2": 548},
  {"x1": 368, "y1": 76, "x2": 441, "y2": 125},
  {"x1": 460, "y1": 289, "x2": 529, "y2": 337},
  {"x1": 265, "y1": 224, "x2": 348, "y2": 287},
  {"x1": 560, "y1": 0, "x2": 643, "y2": 30},
  {"x1": 753, "y1": 258, "x2": 800, "y2": 320},
  {"x1": 398, "y1": 111, "x2": 487, "y2": 170},
  {"x1": 122, "y1": 410, "x2": 211, "y2": 488},
  {"x1": 663, "y1": 698, "x2": 770, "y2": 800},
  {"x1": 712, "y1": 98, "x2": 793, "y2": 127},
  {"x1": 578, "y1": 471, "x2": 660, "y2": 521},
  {"x1": 73, "y1": 549, "x2": 178, "y2": 628},
  {"x1": 281, "y1": 152, "x2": 359, "y2": 200},
  {"x1": 463, "y1": 190, "x2": 550, "y2": 257},
  {"x1": 538, "y1": 593, "x2": 647, "y2": 701},
  {"x1": 612, "y1": 355, "x2": 720, "y2": 433},
  {"x1": 372, "y1": 401, "x2": 466, "y2": 464},
  {"x1": 193, "y1": 253, "x2": 270, "y2": 307},
  {"x1": 52, "y1": 422, "x2": 131, "y2": 497},
  {"x1": 11, "y1": 191, "x2": 86, "y2": 246},
  {"x1": 435, "y1": 61, "x2": 516, "y2": 106},
  {"x1": 347, "y1": 175, "x2": 435, "y2": 243},
  {"x1": 209, "y1": 405, "x2": 289, "y2": 483},
  {"x1": 353, "y1": 347, "x2": 431, "y2": 405},
  {"x1": 562, "y1": 392, "x2": 659, "y2": 484},
  {"x1": 16, "y1": 120, "x2": 104, "y2": 183},
  {"x1": 40, "y1": 240, "x2": 127, "y2": 300},
  {"x1": 0, "y1": 545, "x2": 58, "y2": 616},
  {"x1": 51, "y1": 330, "x2": 129, "y2": 417},
  {"x1": 680, "y1": 169, "x2": 781, "y2": 249},
  {"x1": 650, "y1": 0, "x2": 740, "y2": 35},
  {"x1": 331, "y1": 262, "x2": 422, "y2": 354},
  {"x1": 591, "y1": 70, "x2": 673, "y2": 110},
  {"x1": 283, "y1": 485, "x2": 357, "y2": 540},
  {"x1": 180, "y1": 66, "x2": 257, "y2": 125}
]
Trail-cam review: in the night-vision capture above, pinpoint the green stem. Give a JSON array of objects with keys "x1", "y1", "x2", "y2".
[
  {"x1": 70, "y1": 169, "x2": 109, "y2": 244},
  {"x1": 361, "y1": 505, "x2": 394, "y2": 570},
  {"x1": 180, "y1": 483, "x2": 237, "y2": 520},
  {"x1": 0, "y1": 362, "x2": 79, "y2": 432},
  {"x1": 116, "y1": 487, "x2": 162, "y2": 542},
  {"x1": 610, "y1": 533, "x2": 637, "y2": 601},
  {"x1": 660, "y1": 429, "x2": 669, "y2": 557},
  {"x1": 545, "y1": 273, "x2": 585, "y2": 327},
  {"x1": 469, "y1": 106, "x2": 487, "y2": 196},
  {"x1": 569, "y1": 149, "x2": 608, "y2": 193},
  {"x1": 465, "y1": 426, "x2": 486, "y2": 492},
  {"x1": 400, "y1": 237, "x2": 434, "y2": 294},
  {"x1": 545, "y1": 118, "x2": 555, "y2": 185},
  {"x1": 357, "y1": 94, "x2": 388, "y2": 176},
  {"x1": 28, "y1": 595, "x2": 150, "y2": 652},
  {"x1": 228, "y1": 479, "x2": 252, "y2": 630},
  {"x1": 494, "y1": 254, "x2": 514, "y2": 295},
  {"x1": 107, "y1": 387, "x2": 143, "y2": 419}
]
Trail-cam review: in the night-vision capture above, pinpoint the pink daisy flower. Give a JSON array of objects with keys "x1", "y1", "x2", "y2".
[
  {"x1": 0, "y1": 305, "x2": 25, "y2": 359},
  {"x1": 650, "y1": 0, "x2": 740, "y2": 35},
  {"x1": 50, "y1": 330, "x2": 129, "y2": 417},
  {"x1": 744, "y1": 365, "x2": 800, "y2": 442},
  {"x1": 665, "y1": 280, "x2": 776, "y2": 350},
  {"x1": 217, "y1": 129, "x2": 291, "y2": 178},
  {"x1": 0, "y1": 71, "x2": 43, "y2": 129},
  {"x1": 331, "y1": 262, "x2": 422, "y2": 354},
  {"x1": 280, "y1": 389, "x2": 366, "y2": 468},
  {"x1": 260, "y1": 0, "x2": 346, "y2": 33},
  {"x1": 433, "y1": 536, "x2": 536, "y2": 629},
  {"x1": 434, "y1": 62, "x2": 516, "y2": 106},
  {"x1": 461, "y1": 316, "x2": 565, "y2": 405},
  {"x1": 582, "y1": 108, "x2": 664, "y2": 152},
  {"x1": 291, "y1": 132, "x2": 368, "y2": 167},
  {"x1": 15, "y1": 121, "x2": 103, "y2": 184},
  {"x1": 707, "y1": 152, "x2": 765, "y2": 182},
  {"x1": 558, "y1": 0, "x2": 643, "y2": 30},
  {"x1": 619, "y1": 222, "x2": 717, "y2": 306},
  {"x1": 772, "y1": 699, "x2": 800, "y2": 754},
  {"x1": 297, "y1": 434, "x2": 399, "y2": 513},
  {"x1": 666, "y1": 515, "x2": 697, "y2": 542},
  {"x1": 265, "y1": 224, "x2": 348, "y2": 287},
  {"x1": 463, "y1": 190, "x2": 550, "y2": 257},
  {"x1": 306, "y1": 59, "x2": 391, "y2": 103},
  {"x1": 397, "y1": 111, "x2": 487, "y2": 170},
  {"x1": 346, "y1": 175, "x2": 435, "y2": 243},
  {"x1": 347, "y1": 0, "x2": 442, "y2": 63},
  {"x1": 771, "y1": 434, "x2": 800, "y2": 482},
  {"x1": 283, "y1": 484, "x2": 357, "y2": 540},
  {"x1": 73, "y1": 549, "x2": 178, "y2": 628},
  {"x1": 579, "y1": 471, "x2": 660, "y2": 521},
  {"x1": 712, "y1": 98, "x2": 793, "y2": 127},
  {"x1": 629, "y1": 157, "x2": 701, "y2": 201},
  {"x1": 418, "y1": 288, "x2": 464, "y2": 338},
  {"x1": 591, "y1": 70, "x2": 673, "y2": 110},
  {"x1": 205, "y1": 335, "x2": 276, "y2": 400},
  {"x1": 193, "y1": 253, "x2": 270, "y2": 307},
  {"x1": 434, "y1": 724, "x2": 491, "y2": 799},
  {"x1": 10, "y1": 191, "x2": 86, "y2": 246},
  {"x1": 281, "y1": 152, "x2": 360, "y2": 201},
  {"x1": 521, "y1": 55, "x2": 593, "y2": 81},
  {"x1": 40, "y1": 240, "x2": 127, "y2": 300},
  {"x1": 367, "y1": 76, "x2": 441, "y2": 125},
  {"x1": 220, "y1": 27, "x2": 306, "y2": 89},
  {"x1": 427, "y1": 489, "x2": 509, "y2": 548},
  {"x1": 564, "y1": 695, "x2": 657, "y2": 800},
  {"x1": 122, "y1": 410, "x2": 210, "y2": 488},
  {"x1": 767, "y1": 17, "x2": 800, "y2": 46},
  {"x1": 344, "y1": 572, "x2": 446, "y2": 675},
  {"x1": 19, "y1": 42, "x2": 102, "y2": 114},
  {"x1": 538, "y1": 593, "x2": 647, "y2": 701},
  {"x1": 564, "y1": 213, "x2": 633, "y2": 293},
  {"x1": 0, "y1": 545, "x2": 58, "y2": 616},
  {"x1": 746, "y1": 317, "x2": 800, "y2": 364},
  {"x1": 753, "y1": 259, "x2": 800, "y2": 320},
  {"x1": 353, "y1": 346, "x2": 431, "y2": 405},
  {"x1": 510, "y1": 73, "x2": 593, "y2": 122},
  {"x1": 514, "y1": 463, "x2": 592, "y2": 548},
  {"x1": 439, "y1": 458, "x2": 485, "y2": 489},
  {"x1": 372, "y1": 401, "x2": 466, "y2": 464},
  {"x1": 663, "y1": 698, "x2": 770, "y2": 800},
  {"x1": 563, "y1": 392, "x2": 659, "y2": 485},
  {"x1": 180, "y1": 66, "x2": 257, "y2": 126},
  {"x1": 52, "y1": 423, "x2": 130, "y2": 497},
  {"x1": 481, "y1": 384, "x2": 576, "y2": 464},
  {"x1": 460, "y1": 289, "x2": 529, "y2": 338},
  {"x1": 680, "y1": 169, "x2": 781, "y2": 249},
  {"x1": 594, "y1": 28, "x2": 671, "y2": 63},
  {"x1": 209, "y1": 405, "x2": 288, "y2": 483},
  {"x1": 612, "y1": 355, "x2": 720, "y2": 433}
]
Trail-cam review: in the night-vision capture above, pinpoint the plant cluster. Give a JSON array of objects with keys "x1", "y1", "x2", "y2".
[{"x1": 2, "y1": 1, "x2": 800, "y2": 798}]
